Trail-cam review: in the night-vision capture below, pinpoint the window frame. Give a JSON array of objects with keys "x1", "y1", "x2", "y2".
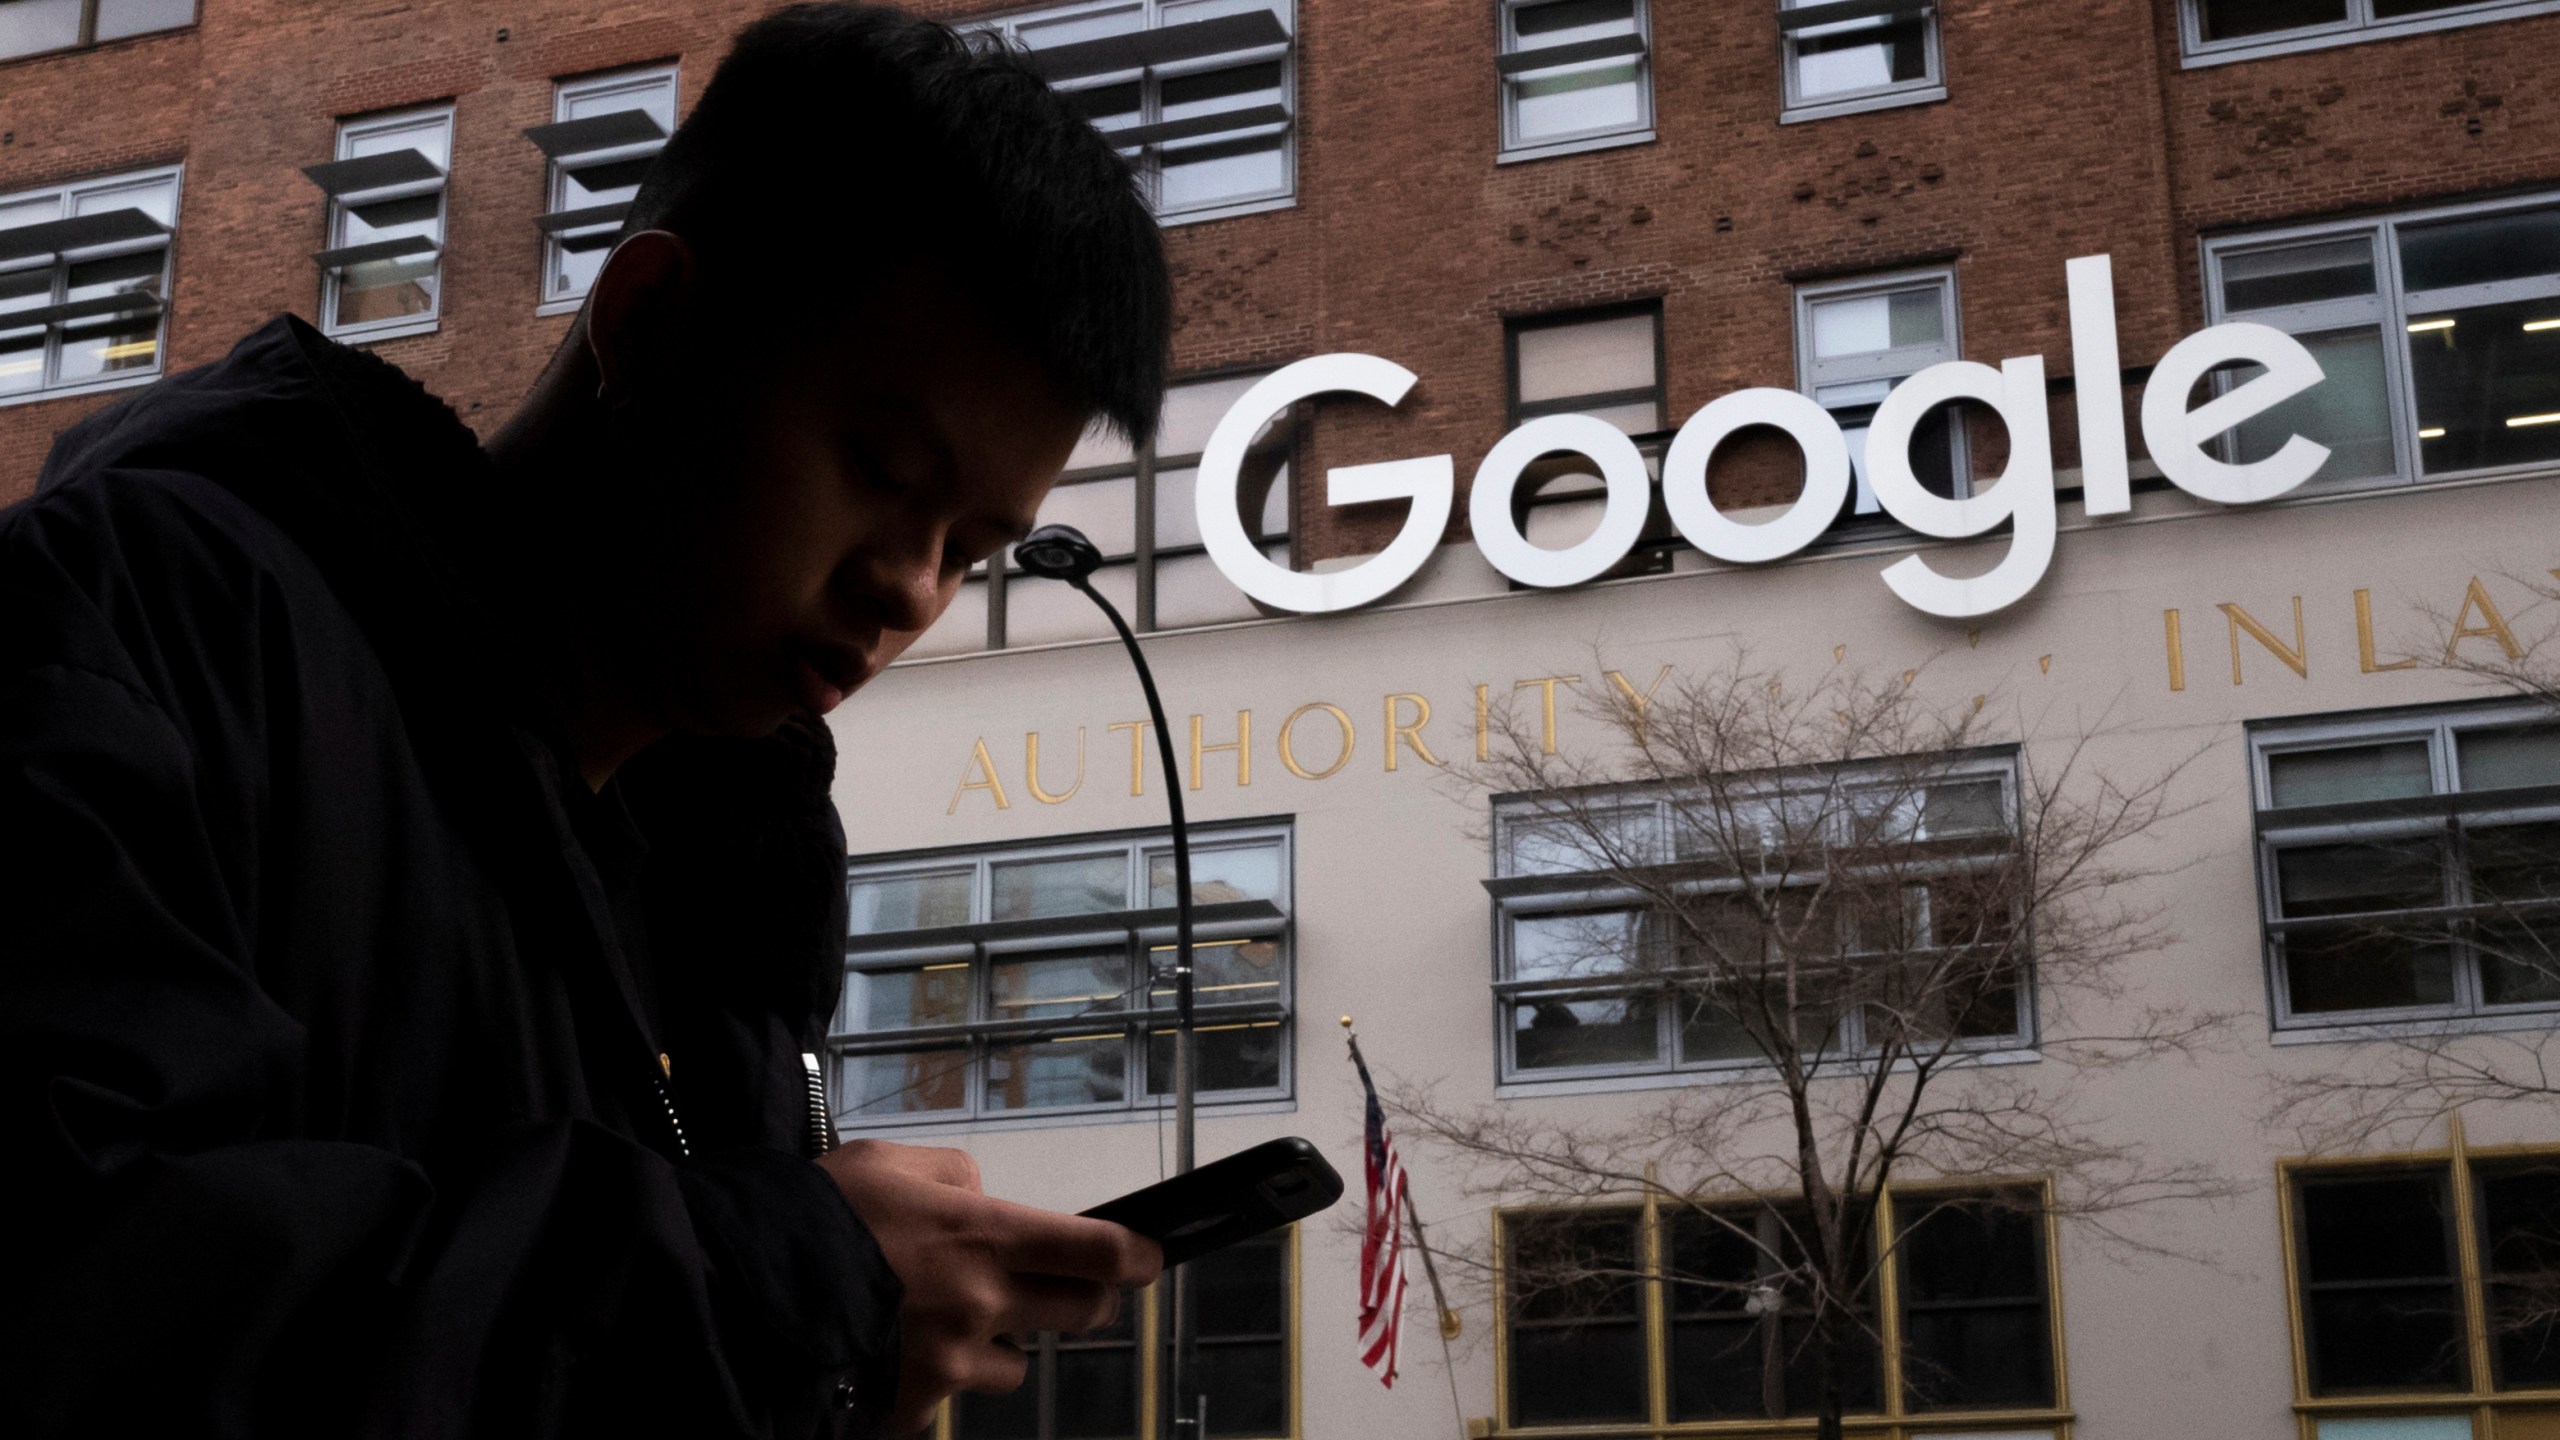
[
  {"x1": 2179, "y1": 0, "x2": 2560, "y2": 68},
  {"x1": 2248, "y1": 699, "x2": 2560, "y2": 1034},
  {"x1": 1501, "y1": 301, "x2": 1674, "y2": 579},
  {"x1": 1777, "y1": 0, "x2": 1947, "y2": 126},
  {"x1": 0, "y1": 0, "x2": 197, "y2": 64},
  {"x1": 535, "y1": 63, "x2": 679, "y2": 314},
  {"x1": 1793, "y1": 265, "x2": 1970, "y2": 528},
  {"x1": 1494, "y1": 0, "x2": 1656, "y2": 164},
  {"x1": 0, "y1": 163, "x2": 181, "y2": 408},
  {"x1": 836, "y1": 821, "x2": 1295, "y2": 1132},
  {"x1": 2201, "y1": 189, "x2": 2560, "y2": 494},
  {"x1": 2280, "y1": 1136, "x2": 2560, "y2": 1421},
  {"x1": 942, "y1": 1223, "x2": 1300, "y2": 1440},
  {"x1": 316, "y1": 103, "x2": 455, "y2": 344},
  {"x1": 1492, "y1": 1179, "x2": 2068, "y2": 1435},
  {"x1": 972, "y1": 0, "x2": 1298, "y2": 228},
  {"x1": 1486, "y1": 750, "x2": 2033, "y2": 1089}
]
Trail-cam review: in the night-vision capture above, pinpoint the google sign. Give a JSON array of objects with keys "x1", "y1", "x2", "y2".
[{"x1": 1195, "y1": 256, "x2": 2333, "y2": 620}]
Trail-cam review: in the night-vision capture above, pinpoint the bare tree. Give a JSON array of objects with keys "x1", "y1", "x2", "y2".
[{"x1": 1391, "y1": 654, "x2": 2227, "y2": 1440}]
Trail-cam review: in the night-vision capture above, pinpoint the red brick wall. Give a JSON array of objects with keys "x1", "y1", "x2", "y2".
[{"x1": 5, "y1": 0, "x2": 2556, "y2": 551}]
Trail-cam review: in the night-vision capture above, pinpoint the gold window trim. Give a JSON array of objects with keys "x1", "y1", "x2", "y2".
[
  {"x1": 934, "y1": 1222, "x2": 1302, "y2": 1440},
  {"x1": 2279, "y1": 1117, "x2": 2560, "y2": 1440},
  {"x1": 1486, "y1": 1175, "x2": 2074, "y2": 1440}
]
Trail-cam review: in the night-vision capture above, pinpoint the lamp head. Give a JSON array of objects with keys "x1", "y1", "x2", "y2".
[{"x1": 1016, "y1": 523, "x2": 1104, "y2": 583}]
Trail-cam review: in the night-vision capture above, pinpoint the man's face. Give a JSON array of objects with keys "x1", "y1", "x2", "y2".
[{"x1": 607, "y1": 266, "x2": 1083, "y2": 738}]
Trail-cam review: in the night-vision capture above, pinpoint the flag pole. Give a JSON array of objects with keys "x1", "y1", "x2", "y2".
[{"x1": 1343, "y1": 1017, "x2": 1471, "y2": 1440}]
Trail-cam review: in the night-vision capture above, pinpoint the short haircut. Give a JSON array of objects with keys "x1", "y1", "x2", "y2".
[{"x1": 623, "y1": 3, "x2": 1170, "y2": 445}]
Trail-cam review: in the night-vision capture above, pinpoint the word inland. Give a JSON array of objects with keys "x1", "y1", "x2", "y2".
[{"x1": 1195, "y1": 255, "x2": 2331, "y2": 621}]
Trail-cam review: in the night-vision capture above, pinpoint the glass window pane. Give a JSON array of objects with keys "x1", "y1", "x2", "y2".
[
  {"x1": 2468, "y1": 820, "x2": 2560, "y2": 1006},
  {"x1": 2268, "y1": 740, "x2": 2435, "y2": 807},
  {"x1": 1812, "y1": 286, "x2": 1946, "y2": 361},
  {"x1": 1148, "y1": 842, "x2": 1282, "y2": 906},
  {"x1": 0, "y1": 329, "x2": 43, "y2": 397},
  {"x1": 54, "y1": 313, "x2": 161, "y2": 385},
  {"x1": 2313, "y1": 1420, "x2": 2477, "y2": 1440},
  {"x1": 1161, "y1": 373, "x2": 1267, "y2": 457},
  {"x1": 2197, "y1": 0, "x2": 2349, "y2": 39},
  {"x1": 953, "y1": 1370, "x2": 1039, "y2": 1440},
  {"x1": 1513, "y1": 910, "x2": 1643, "y2": 982},
  {"x1": 1790, "y1": 11, "x2": 1931, "y2": 101},
  {"x1": 1897, "y1": 1195, "x2": 2052, "y2": 1411},
  {"x1": 1154, "y1": 550, "x2": 1265, "y2": 629},
  {"x1": 2400, "y1": 207, "x2": 2560, "y2": 294},
  {"x1": 2479, "y1": 1162, "x2": 2560, "y2": 1389},
  {"x1": 1005, "y1": 558, "x2": 1137, "y2": 647},
  {"x1": 2298, "y1": 1172, "x2": 2469, "y2": 1393},
  {"x1": 94, "y1": 0, "x2": 194, "y2": 39},
  {"x1": 1507, "y1": 1214, "x2": 1648, "y2": 1425},
  {"x1": 336, "y1": 253, "x2": 438, "y2": 328},
  {"x1": 1512, "y1": 992, "x2": 1659, "y2": 1070},
  {"x1": 990, "y1": 952, "x2": 1129, "y2": 1023},
  {"x1": 1162, "y1": 58, "x2": 1282, "y2": 117},
  {"x1": 986, "y1": 1031, "x2": 1126, "y2": 1111},
  {"x1": 0, "y1": 0, "x2": 82, "y2": 58},
  {"x1": 1513, "y1": 62, "x2": 1643, "y2": 143},
  {"x1": 848, "y1": 869, "x2": 973, "y2": 933},
  {"x1": 2213, "y1": 326, "x2": 2397, "y2": 481},
  {"x1": 1036, "y1": 474, "x2": 1138, "y2": 559},
  {"x1": 2406, "y1": 296, "x2": 2560, "y2": 476},
  {"x1": 1160, "y1": 134, "x2": 1287, "y2": 212},
  {"x1": 1516, "y1": 0, "x2": 1636, "y2": 41},
  {"x1": 2276, "y1": 836, "x2": 2446, "y2": 918},
  {"x1": 2220, "y1": 237, "x2": 2379, "y2": 312},
  {"x1": 838, "y1": 1049, "x2": 969, "y2": 1117},
  {"x1": 1054, "y1": 1338, "x2": 1140, "y2": 1440},
  {"x1": 843, "y1": 963, "x2": 971, "y2": 1031},
  {"x1": 1147, "y1": 936, "x2": 1283, "y2": 1007},
  {"x1": 2461, "y1": 726, "x2": 2560, "y2": 791},
  {"x1": 1147, "y1": 1018, "x2": 1282, "y2": 1093},
  {"x1": 1154, "y1": 464, "x2": 1204, "y2": 550},
  {"x1": 1066, "y1": 416, "x2": 1137, "y2": 473},
  {"x1": 1923, "y1": 778, "x2": 2007, "y2": 836},
  {"x1": 1516, "y1": 313, "x2": 1657, "y2": 406},
  {"x1": 992, "y1": 853, "x2": 1129, "y2": 922}
]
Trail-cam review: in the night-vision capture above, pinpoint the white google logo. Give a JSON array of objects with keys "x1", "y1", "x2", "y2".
[{"x1": 1196, "y1": 255, "x2": 2332, "y2": 620}]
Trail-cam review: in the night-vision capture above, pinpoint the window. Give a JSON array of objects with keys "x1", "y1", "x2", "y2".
[
  {"x1": 979, "y1": 0, "x2": 1296, "y2": 226},
  {"x1": 953, "y1": 1227, "x2": 1295, "y2": 1440},
  {"x1": 0, "y1": 166, "x2": 178, "y2": 404},
  {"x1": 2287, "y1": 1147, "x2": 2560, "y2": 1416},
  {"x1": 2205, "y1": 193, "x2": 2560, "y2": 488},
  {"x1": 1496, "y1": 0, "x2": 1652, "y2": 161},
  {"x1": 1779, "y1": 0, "x2": 1945, "y2": 124},
  {"x1": 835, "y1": 825, "x2": 1291, "y2": 1128},
  {"x1": 529, "y1": 65, "x2": 677, "y2": 310},
  {"x1": 1503, "y1": 304, "x2": 1672, "y2": 576},
  {"x1": 1499, "y1": 1186, "x2": 2058, "y2": 1431},
  {"x1": 1489, "y1": 753, "x2": 2025, "y2": 1085},
  {"x1": 2181, "y1": 0, "x2": 2560, "y2": 66},
  {"x1": 0, "y1": 0, "x2": 193, "y2": 62},
  {"x1": 2250, "y1": 702, "x2": 2560, "y2": 1028},
  {"x1": 916, "y1": 370, "x2": 1295, "y2": 656},
  {"x1": 306, "y1": 105, "x2": 454, "y2": 341},
  {"x1": 1795, "y1": 268, "x2": 1964, "y2": 525}
]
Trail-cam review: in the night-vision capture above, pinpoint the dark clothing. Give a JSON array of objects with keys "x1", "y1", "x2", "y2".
[{"x1": 0, "y1": 316, "x2": 899, "y2": 1438}]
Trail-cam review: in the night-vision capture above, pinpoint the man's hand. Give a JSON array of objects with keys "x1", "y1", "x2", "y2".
[{"x1": 818, "y1": 1139, "x2": 1163, "y2": 1434}]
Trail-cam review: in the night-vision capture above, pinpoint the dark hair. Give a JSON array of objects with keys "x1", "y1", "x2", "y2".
[{"x1": 623, "y1": 3, "x2": 1169, "y2": 445}]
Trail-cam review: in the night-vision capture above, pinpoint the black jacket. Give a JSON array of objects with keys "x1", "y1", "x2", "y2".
[{"x1": 0, "y1": 316, "x2": 901, "y2": 1438}]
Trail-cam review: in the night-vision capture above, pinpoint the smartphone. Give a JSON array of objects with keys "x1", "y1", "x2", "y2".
[{"x1": 1079, "y1": 1137, "x2": 1345, "y2": 1268}]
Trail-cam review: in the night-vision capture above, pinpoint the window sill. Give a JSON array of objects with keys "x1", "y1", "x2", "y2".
[
  {"x1": 1159, "y1": 193, "x2": 1295, "y2": 230},
  {"x1": 2270, "y1": 1007, "x2": 2560, "y2": 1046},
  {"x1": 2180, "y1": 0, "x2": 2560, "y2": 68},
  {"x1": 0, "y1": 368, "x2": 158, "y2": 412},
  {"x1": 1780, "y1": 83, "x2": 1948, "y2": 126},
  {"x1": 1494, "y1": 1044, "x2": 2041, "y2": 1099},
  {"x1": 326, "y1": 317, "x2": 442, "y2": 346},
  {"x1": 535, "y1": 295, "x2": 585, "y2": 318},
  {"x1": 834, "y1": 1093, "x2": 1296, "y2": 1140},
  {"x1": 1497, "y1": 128, "x2": 1656, "y2": 166}
]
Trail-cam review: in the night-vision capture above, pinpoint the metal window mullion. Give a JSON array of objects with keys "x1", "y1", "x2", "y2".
[{"x1": 2374, "y1": 215, "x2": 2425, "y2": 483}]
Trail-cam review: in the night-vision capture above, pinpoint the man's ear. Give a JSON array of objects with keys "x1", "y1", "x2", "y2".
[{"x1": 586, "y1": 230, "x2": 699, "y2": 408}]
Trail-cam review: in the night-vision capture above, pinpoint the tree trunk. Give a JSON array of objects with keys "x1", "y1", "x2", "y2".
[{"x1": 1812, "y1": 1295, "x2": 1845, "y2": 1440}]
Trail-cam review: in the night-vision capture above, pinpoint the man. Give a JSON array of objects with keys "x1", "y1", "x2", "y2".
[{"x1": 0, "y1": 6, "x2": 1167, "y2": 1436}]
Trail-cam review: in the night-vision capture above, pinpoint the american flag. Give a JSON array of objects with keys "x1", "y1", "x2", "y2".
[{"x1": 1354, "y1": 1044, "x2": 1409, "y2": 1387}]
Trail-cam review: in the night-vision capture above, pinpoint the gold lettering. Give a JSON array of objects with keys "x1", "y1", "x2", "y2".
[
  {"x1": 2219, "y1": 597, "x2": 2308, "y2": 685},
  {"x1": 2446, "y1": 575, "x2": 2524, "y2": 662},
  {"x1": 948, "y1": 738, "x2": 1011, "y2": 814},
  {"x1": 1385, "y1": 694, "x2": 1444, "y2": 771},
  {"x1": 1189, "y1": 711, "x2": 1252, "y2": 791},
  {"x1": 1025, "y1": 728, "x2": 1084, "y2": 805},
  {"x1": 1475, "y1": 683, "x2": 1491, "y2": 762},
  {"x1": 1108, "y1": 720, "x2": 1154, "y2": 797},
  {"x1": 2164, "y1": 609, "x2": 2185, "y2": 693},
  {"x1": 1514, "y1": 675, "x2": 1582, "y2": 755},
  {"x1": 1604, "y1": 665, "x2": 1676, "y2": 721},
  {"x1": 1278, "y1": 703, "x2": 1355, "y2": 780},
  {"x1": 2355, "y1": 589, "x2": 2416, "y2": 674}
]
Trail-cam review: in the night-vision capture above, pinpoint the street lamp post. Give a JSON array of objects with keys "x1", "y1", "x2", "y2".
[{"x1": 1013, "y1": 523, "x2": 1202, "y2": 1440}]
